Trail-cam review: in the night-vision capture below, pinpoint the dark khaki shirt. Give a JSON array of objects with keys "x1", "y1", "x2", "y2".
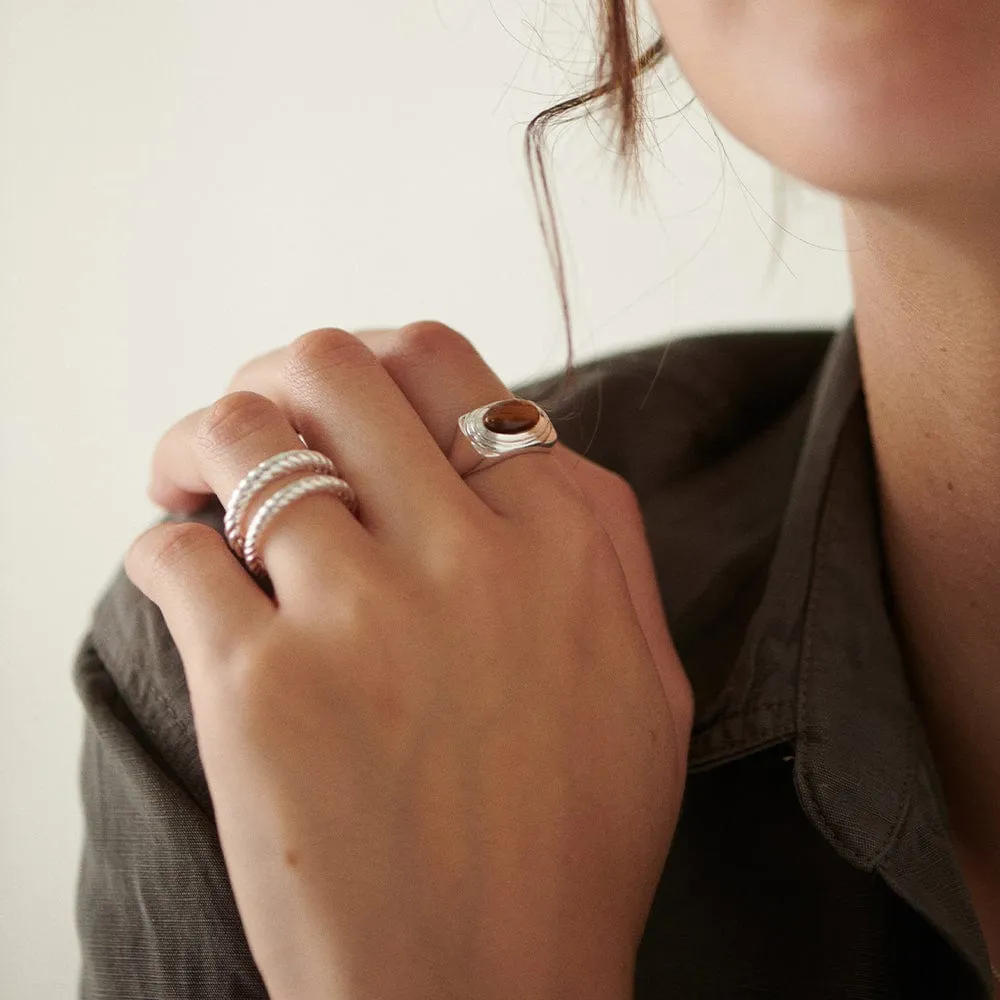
[{"x1": 73, "y1": 316, "x2": 996, "y2": 998}]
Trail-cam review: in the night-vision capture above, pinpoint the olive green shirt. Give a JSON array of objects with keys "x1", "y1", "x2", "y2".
[{"x1": 73, "y1": 315, "x2": 995, "y2": 997}]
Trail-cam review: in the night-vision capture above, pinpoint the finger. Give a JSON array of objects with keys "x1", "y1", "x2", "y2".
[
  {"x1": 216, "y1": 325, "x2": 494, "y2": 544},
  {"x1": 553, "y1": 454, "x2": 692, "y2": 736},
  {"x1": 227, "y1": 325, "x2": 491, "y2": 452},
  {"x1": 149, "y1": 390, "x2": 373, "y2": 595},
  {"x1": 227, "y1": 322, "x2": 580, "y2": 525},
  {"x1": 124, "y1": 518, "x2": 275, "y2": 671}
]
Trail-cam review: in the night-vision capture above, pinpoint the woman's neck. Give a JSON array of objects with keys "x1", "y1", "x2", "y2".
[{"x1": 842, "y1": 190, "x2": 1000, "y2": 956}]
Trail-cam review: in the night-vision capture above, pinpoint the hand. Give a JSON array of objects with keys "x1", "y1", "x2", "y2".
[{"x1": 125, "y1": 321, "x2": 694, "y2": 1000}]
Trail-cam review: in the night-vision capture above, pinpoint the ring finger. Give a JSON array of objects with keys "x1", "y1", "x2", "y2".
[
  {"x1": 152, "y1": 390, "x2": 376, "y2": 594},
  {"x1": 224, "y1": 322, "x2": 585, "y2": 521}
]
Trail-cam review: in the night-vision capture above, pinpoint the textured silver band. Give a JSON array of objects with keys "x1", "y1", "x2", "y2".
[
  {"x1": 242, "y1": 473, "x2": 357, "y2": 577},
  {"x1": 224, "y1": 449, "x2": 339, "y2": 560}
]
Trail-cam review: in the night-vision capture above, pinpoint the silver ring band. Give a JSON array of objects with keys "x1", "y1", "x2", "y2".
[
  {"x1": 224, "y1": 449, "x2": 339, "y2": 560},
  {"x1": 242, "y1": 473, "x2": 357, "y2": 577}
]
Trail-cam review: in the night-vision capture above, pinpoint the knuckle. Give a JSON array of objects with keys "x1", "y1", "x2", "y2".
[
  {"x1": 578, "y1": 463, "x2": 645, "y2": 528},
  {"x1": 607, "y1": 471, "x2": 644, "y2": 518},
  {"x1": 575, "y1": 515, "x2": 621, "y2": 566},
  {"x1": 564, "y1": 453, "x2": 641, "y2": 509},
  {"x1": 392, "y1": 320, "x2": 477, "y2": 362},
  {"x1": 197, "y1": 391, "x2": 276, "y2": 452},
  {"x1": 135, "y1": 521, "x2": 218, "y2": 579},
  {"x1": 550, "y1": 508, "x2": 620, "y2": 574},
  {"x1": 285, "y1": 327, "x2": 376, "y2": 381}
]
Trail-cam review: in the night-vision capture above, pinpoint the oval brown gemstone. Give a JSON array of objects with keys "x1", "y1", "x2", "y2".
[{"x1": 483, "y1": 399, "x2": 539, "y2": 434}]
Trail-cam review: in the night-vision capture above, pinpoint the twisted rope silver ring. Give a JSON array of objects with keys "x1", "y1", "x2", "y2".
[
  {"x1": 224, "y1": 449, "x2": 347, "y2": 561},
  {"x1": 223, "y1": 398, "x2": 556, "y2": 580},
  {"x1": 242, "y1": 473, "x2": 357, "y2": 577}
]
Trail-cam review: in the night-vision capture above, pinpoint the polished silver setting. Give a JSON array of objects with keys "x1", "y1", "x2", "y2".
[
  {"x1": 224, "y1": 449, "x2": 341, "y2": 561},
  {"x1": 451, "y1": 398, "x2": 557, "y2": 478},
  {"x1": 242, "y1": 473, "x2": 357, "y2": 577}
]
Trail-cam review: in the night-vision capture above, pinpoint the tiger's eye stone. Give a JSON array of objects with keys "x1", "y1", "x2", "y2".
[{"x1": 483, "y1": 399, "x2": 539, "y2": 434}]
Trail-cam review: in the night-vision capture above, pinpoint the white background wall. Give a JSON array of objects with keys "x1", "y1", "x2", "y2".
[{"x1": 0, "y1": 1, "x2": 852, "y2": 995}]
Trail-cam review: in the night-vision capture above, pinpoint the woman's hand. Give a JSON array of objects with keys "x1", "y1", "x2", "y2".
[{"x1": 124, "y1": 321, "x2": 694, "y2": 1000}]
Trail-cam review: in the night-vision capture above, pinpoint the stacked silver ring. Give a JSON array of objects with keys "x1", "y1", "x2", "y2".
[
  {"x1": 222, "y1": 398, "x2": 558, "y2": 581},
  {"x1": 224, "y1": 449, "x2": 357, "y2": 578}
]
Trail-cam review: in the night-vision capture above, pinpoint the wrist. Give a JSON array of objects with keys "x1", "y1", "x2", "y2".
[{"x1": 299, "y1": 940, "x2": 635, "y2": 1000}]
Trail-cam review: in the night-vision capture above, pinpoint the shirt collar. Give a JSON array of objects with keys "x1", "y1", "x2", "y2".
[{"x1": 691, "y1": 314, "x2": 993, "y2": 991}]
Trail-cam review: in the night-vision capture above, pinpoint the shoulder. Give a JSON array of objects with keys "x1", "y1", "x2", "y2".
[
  {"x1": 514, "y1": 326, "x2": 834, "y2": 492},
  {"x1": 78, "y1": 498, "x2": 230, "y2": 805}
]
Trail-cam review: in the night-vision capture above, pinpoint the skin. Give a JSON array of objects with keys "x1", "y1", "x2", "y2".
[
  {"x1": 647, "y1": 0, "x2": 1000, "y2": 969},
  {"x1": 128, "y1": 322, "x2": 694, "y2": 999},
  {"x1": 125, "y1": 2, "x2": 1000, "y2": 992}
]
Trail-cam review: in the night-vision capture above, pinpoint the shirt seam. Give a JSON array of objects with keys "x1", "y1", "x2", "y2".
[
  {"x1": 689, "y1": 700, "x2": 797, "y2": 770},
  {"x1": 89, "y1": 605, "x2": 201, "y2": 775}
]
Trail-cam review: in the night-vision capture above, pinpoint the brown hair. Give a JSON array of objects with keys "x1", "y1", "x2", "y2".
[{"x1": 524, "y1": 1, "x2": 667, "y2": 409}]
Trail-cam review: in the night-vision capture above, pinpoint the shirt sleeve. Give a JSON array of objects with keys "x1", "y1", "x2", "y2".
[{"x1": 72, "y1": 501, "x2": 271, "y2": 1000}]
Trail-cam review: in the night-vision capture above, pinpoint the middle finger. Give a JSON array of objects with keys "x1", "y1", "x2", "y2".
[
  {"x1": 227, "y1": 322, "x2": 583, "y2": 523},
  {"x1": 167, "y1": 326, "x2": 489, "y2": 544}
]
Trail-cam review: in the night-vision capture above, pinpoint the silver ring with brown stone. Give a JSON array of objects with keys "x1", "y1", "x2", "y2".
[{"x1": 447, "y1": 397, "x2": 558, "y2": 478}]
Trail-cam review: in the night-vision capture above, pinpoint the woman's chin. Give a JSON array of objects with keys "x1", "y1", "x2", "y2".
[
  {"x1": 703, "y1": 79, "x2": 1000, "y2": 208},
  {"x1": 655, "y1": 0, "x2": 1000, "y2": 207}
]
